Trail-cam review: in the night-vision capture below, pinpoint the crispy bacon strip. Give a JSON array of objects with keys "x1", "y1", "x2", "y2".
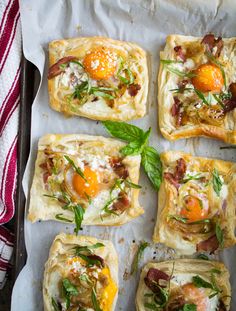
[
  {"x1": 112, "y1": 192, "x2": 130, "y2": 213},
  {"x1": 201, "y1": 34, "x2": 223, "y2": 57},
  {"x1": 171, "y1": 97, "x2": 183, "y2": 127},
  {"x1": 223, "y1": 99, "x2": 236, "y2": 113},
  {"x1": 196, "y1": 234, "x2": 219, "y2": 254},
  {"x1": 110, "y1": 157, "x2": 128, "y2": 179},
  {"x1": 229, "y1": 82, "x2": 236, "y2": 99},
  {"x1": 144, "y1": 268, "x2": 170, "y2": 293},
  {"x1": 128, "y1": 83, "x2": 141, "y2": 97},
  {"x1": 174, "y1": 45, "x2": 186, "y2": 62},
  {"x1": 48, "y1": 56, "x2": 78, "y2": 79},
  {"x1": 164, "y1": 158, "x2": 187, "y2": 189}
]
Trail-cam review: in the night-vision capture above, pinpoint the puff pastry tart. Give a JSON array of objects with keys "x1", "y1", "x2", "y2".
[
  {"x1": 43, "y1": 233, "x2": 118, "y2": 311},
  {"x1": 136, "y1": 259, "x2": 231, "y2": 311},
  {"x1": 48, "y1": 36, "x2": 148, "y2": 121},
  {"x1": 153, "y1": 151, "x2": 236, "y2": 254},
  {"x1": 158, "y1": 34, "x2": 236, "y2": 143},
  {"x1": 28, "y1": 134, "x2": 143, "y2": 225}
]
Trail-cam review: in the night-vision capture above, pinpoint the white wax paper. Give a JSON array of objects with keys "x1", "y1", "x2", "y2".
[{"x1": 12, "y1": 0, "x2": 236, "y2": 310}]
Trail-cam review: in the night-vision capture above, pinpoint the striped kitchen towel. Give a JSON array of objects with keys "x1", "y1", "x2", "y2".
[
  {"x1": 0, "y1": 0, "x2": 21, "y2": 224},
  {"x1": 0, "y1": 226, "x2": 14, "y2": 289}
]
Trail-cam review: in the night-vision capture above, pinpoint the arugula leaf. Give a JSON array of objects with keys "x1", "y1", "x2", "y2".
[
  {"x1": 141, "y1": 146, "x2": 162, "y2": 190},
  {"x1": 51, "y1": 297, "x2": 60, "y2": 311},
  {"x1": 64, "y1": 155, "x2": 87, "y2": 181},
  {"x1": 55, "y1": 213, "x2": 73, "y2": 223},
  {"x1": 212, "y1": 168, "x2": 223, "y2": 196},
  {"x1": 182, "y1": 304, "x2": 197, "y2": 311},
  {"x1": 192, "y1": 275, "x2": 213, "y2": 289},
  {"x1": 124, "y1": 179, "x2": 142, "y2": 189},
  {"x1": 91, "y1": 288, "x2": 102, "y2": 311},
  {"x1": 215, "y1": 223, "x2": 224, "y2": 247},
  {"x1": 196, "y1": 253, "x2": 209, "y2": 260},
  {"x1": 131, "y1": 241, "x2": 149, "y2": 274},
  {"x1": 73, "y1": 204, "x2": 85, "y2": 235},
  {"x1": 62, "y1": 278, "x2": 78, "y2": 309},
  {"x1": 102, "y1": 121, "x2": 144, "y2": 142},
  {"x1": 75, "y1": 243, "x2": 104, "y2": 254}
]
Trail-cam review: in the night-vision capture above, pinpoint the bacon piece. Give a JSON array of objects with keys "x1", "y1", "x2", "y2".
[
  {"x1": 175, "y1": 158, "x2": 186, "y2": 181},
  {"x1": 229, "y1": 82, "x2": 236, "y2": 99},
  {"x1": 218, "y1": 300, "x2": 227, "y2": 311},
  {"x1": 177, "y1": 79, "x2": 189, "y2": 92},
  {"x1": 110, "y1": 157, "x2": 128, "y2": 179},
  {"x1": 48, "y1": 56, "x2": 78, "y2": 79},
  {"x1": 164, "y1": 172, "x2": 180, "y2": 189},
  {"x1": 196, "y1": 234, "x2": 219, "y2": 254},
  {"x1": 201, "y1": 34, "x2": 223, "y2": 57},
  {"x1": 112, "y1": 192, "x2": 130, "y2": 213},
  {"x1": 223, "y1": 99, "x2": 236, "y2": 113},
  {"x1": 87, "y1": 254, "x2": 105, "y2": 267},
  {"x1": 174, "y1": 45, "x2": 186, "y2": 62},
  {"x1": 144, "y1": 268, "x2": 170, "y2": 293},
  {"x1": 171, "y1": 97, "x2": 183, "y2": 127},
  {"x1": 164, "y1": 158, "x2": 186, "y2": 189},
  {"x1": 128, "y1": 83, "x2": 141, "y2": 97}
]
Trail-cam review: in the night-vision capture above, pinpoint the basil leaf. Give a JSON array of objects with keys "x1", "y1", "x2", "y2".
[
  {"x1": 183, "y1": 304, "x2": 197, "y2": 311},
  {"x1": 192, "y1": 275, "x2": 213, "y2": 289},
  {"x1": 102, "y1": 121, "x2": 145, "y2": 142},
  {"x1": 141, "y1": 146, "x2": 162, "y2": 190},
  {"x1": 73, "y1": 204, "x2": 85, "y2": 235},
  {"x1": 121, "y1": 139, "x2": 145, "y2": 156},
  {"x1": 91, "y1": 288, "x2": 102, "y2": 311},
  {"x1": 64, "y1": 155, "x2": 87, "y2": 181},
  {"x1": 215, "y1": 223, "x2": 224, "y2": 247},
  {"x1": 75, "y1": 243, "x2": 104, "y2": 254},
  {"x1": 55, "y1": 213, "x2": 73, "y2": 223},
  {"x1": 196, "y1": 253, "x2": 209, "y2": 260},
  {"x1": 212, "y1": 168, "x2": 223, "y2": 196},
  {"x1": 76, "y1": 253, "x2": 102, "y2": 267},
  {"x1": 131, "y1": 241, "x2": 149, "y2": 274},
  {"x1": 51, "y1": 297, "x2": 60, "y2": 311},
  {"x1": 124, "y1": 179, "x2": 142, "y2": 189}
]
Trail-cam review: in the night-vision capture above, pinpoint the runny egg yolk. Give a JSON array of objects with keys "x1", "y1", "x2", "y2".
[
  {"x1": 182, "y1": 283, "x2": 208, "y2": 311},
  {"x1": 180, "y1": 195, "x2": 208, "y2": 222},
  {"x1": 72, "y1": 166, "x2": 99, "y2": 199},
  {"x1": 191, "y1": 63, "x2": 223, "y2": 92},
  {"x1": 99, "y1": 267, "x2": 117, "y2": 311},
  {"x1": 83, "y1": 47, "x2": 117, "y2": 80}
]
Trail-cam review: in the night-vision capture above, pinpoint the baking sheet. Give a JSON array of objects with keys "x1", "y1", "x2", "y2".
[{"x1": 12, "y1": 0, "x2": 236, "y2": 310}]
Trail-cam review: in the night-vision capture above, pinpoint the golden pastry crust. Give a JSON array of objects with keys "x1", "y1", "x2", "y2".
[
  {"x1": 153, "y1": 151, "x2": 236, "y2": 254},
  {"x1": 136, "y1": 259, "x2": 231, "y2": 311},
  {"x1": 48, "y1": 36, "x2": 149, "y2": 121},
  {"x1": 43, "y1": 233, "x2": 118, "y2": 311},
  {"x1": 28, "y1": 134, "x2": 143, "y2": 225},
  {"x1": 158, "y1": 34, "x2": 236, "y2": 144}
]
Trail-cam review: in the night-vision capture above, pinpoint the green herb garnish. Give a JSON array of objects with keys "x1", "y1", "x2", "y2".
[
  {"x1": 124, "y1": 179, "x2": 142, "y2": 189},
  {"x1": 183, "y1": 173, "x2": 203, "y2": 183},
  {"x1": 51, "y1": 297, "x2": 60, "y2": 311},
  {"x1": 131, "y1": 241, "x2": 149, "y2": 275},
  {"x1": 102, "y1": 121, "x2": 162, "y2": 191},
  {"x1": 55, "y1": 213, "x2": 73, "y2": 222},
  {"x1": 64, "y1": 155, "x2": 87, "y2": 181},
  {"x1": 182, "y1": 304, "x2": 197, "y2": 311},
  {"x1": 117, "y1": 57, "x2": 134, "y2": 85},
  {"x1": 215, "y1": 223, "x2": 224, "y2": 248},
  {"x1": 192, "y1": 275, "x2": 221, "y2": 298},
  {"x1": 220, "y1": 146, "x2": 236, "y2": 150},
  {"x1": 212, "y1": 168, "x2": 223, "y2": 196},
  {"x1": 75, "y1": 243, "x2": 104, "y2": 255},
  {"x1": 160, "y1": 59, "x2": 195, "y2": 78},
  {"x1": 76, "y1": 253, "x2": 102, "y2": 267},
  {"x1": 73, "y1": 204, "x2": 85, "y2": 235},
  {"x1": 196, "y1": 253, "x2": 209, "y2": 260},
  {"x1": 168, "y1": 215, "x2": 210, "y2": 225},
  {"x1": 206, "y1": 52, "x2": 227, "y2": 88},
  {"x1": 91, "y1": 288, "x2": 102, "y2": 311},
  {"x1": 62, "y1": 278, "x2": 78, "y2": 309}
]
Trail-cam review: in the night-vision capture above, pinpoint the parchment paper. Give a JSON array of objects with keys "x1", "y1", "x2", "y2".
[{"x1": 12, "y1": 1, "x2": 236, "y2": 310}]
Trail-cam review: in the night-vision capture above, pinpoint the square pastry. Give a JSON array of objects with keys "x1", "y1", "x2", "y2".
[
  {"x1": 136, "y1": 259, "x2": 231, "y2": 310},
  {"x1": 153, "y1": 151, "x2": 236, "y2": 254},
  {"x1": 43, "y1": 233, "x2": 118, "y2": 311},
  {"x1": 158, "y1": 34, "x2": 236, "y2": 143},
  {"x1": 28, "y1": 134, "x2": 143, "y2": 225},
  {"x1": 48, "y1": 36, "x2": 148, "y2": 121}
]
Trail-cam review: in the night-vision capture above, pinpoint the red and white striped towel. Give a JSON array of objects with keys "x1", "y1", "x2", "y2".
[
  {"x1": 0, "y1": 0, "x2": 21, "y2": 224},
  {"x1": 0, "y1": 226, "x2": 14, "y2": 289}
]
